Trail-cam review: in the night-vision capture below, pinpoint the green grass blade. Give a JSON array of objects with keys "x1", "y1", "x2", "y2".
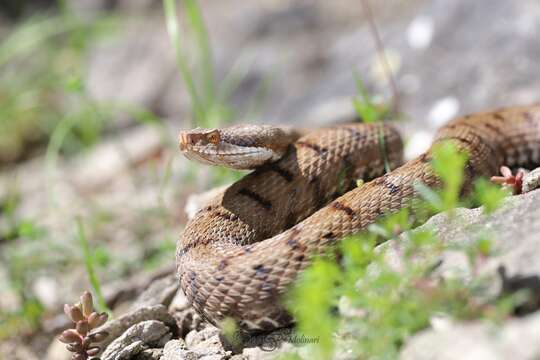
[
  {"x1": 184, "y1": 0, "x2": 215, "y2": 107},
  {"x1": 76, "y1": 217, "x2": 111, "y2": 314},
  {"x1": 163, "y1": 0, "x2": 204, "y2": 124}
]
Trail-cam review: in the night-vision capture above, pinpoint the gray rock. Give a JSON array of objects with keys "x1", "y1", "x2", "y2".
[
  {"x1": 185, "y1": 326, "x2": 221, "y2": 349},
  {"x1": 394, "y1": 189, "x2": 540, "y2": 359},
  {"x1": 401, "y1": 310, "x2": 540, "y2": 360},
  {"x1": 161, "y1": 340, "x2": 186, "y2": 360},
  {"x1": 162, "y1": 337, "x2": 230, "y2": 360},
  {"x1": 523, "y1": 168, "x2": 540, "y2": 193},
  {"x1": 383, "y1": 189, "x2": 540, "y2": 285},
  {"x1": 96, "y1": 305, "x2": 176, "y2": 352},
  {"x1": 131, "y1": 275, "x2": 179, "y2": 310},
  {"x1": 134, "y1": 348, "x2": 163, "y2": 360},
  {"x1": 101, "y1": 320, "x2": 172, "y2": 360}
]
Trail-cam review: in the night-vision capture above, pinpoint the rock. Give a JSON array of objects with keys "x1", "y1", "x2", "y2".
[
  {"x1": 383, "y1": 189, "x2": 540, "y2": 287},
  {"x1": 131, "y1": 275, "x2": 179, "y2": 310},
  {"x1": 523, "y1": 168, "x2": 540, "y2": 193},
  {"x1": 185, "y1": 326, "x2": 221, "y2": 349},
  {"x1": 161, "y1": 340, "x2": 186, "y2": 360},
  {"x1": 169, "y1": 290, "x2": 205, "y2": 338},
  {"x1": 101, "y1": 320, "x2": 172, "y2": 360},
  {"x1": 242, "y1": 341, "x2": 299, "y2": 360},
  {"x1": 391, "y1": 189, "x2": 540, "y2": 358},
  {"x1": 169, "y1": 289, "x2": 191, "y2": 312},
  {"x1": 401, "y1": 310, "x2": 540, "y2": 360},
  {"x1": 134, "y1": 348, "x2": 163, "y2": 360},
  {"x1": 96, "y1": 304, "x2": 176, "y2": 352},
  {"x1": 162, "y1": 337, "x2": 230, "y2": 360}
]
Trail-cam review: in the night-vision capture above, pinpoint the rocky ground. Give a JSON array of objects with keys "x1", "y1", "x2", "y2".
[{"x1": 1, "y1": 0, "x2": 540, "y2": 359}]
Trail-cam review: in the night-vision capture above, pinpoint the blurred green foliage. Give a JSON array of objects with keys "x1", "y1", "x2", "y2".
[{"x1": 0, "y1": 3, "x2": 119, "y2": 164}]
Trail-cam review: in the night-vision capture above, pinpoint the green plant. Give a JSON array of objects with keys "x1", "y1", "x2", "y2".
[
  {"x1": 76, "y1": 218, "x2": 110, "y2": 315},
  {"x1": 352, "y1": 73, "x2": 397, "y2": 173},
  {"x1": 0, "y1": 3, "x2": 118, "y2": 164}
]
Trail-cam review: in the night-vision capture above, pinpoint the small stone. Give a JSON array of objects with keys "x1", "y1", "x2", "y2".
[
  {"x1": 169, "y1": 289, "x2": 190, "y2": 312},
  {"x1": 133, "y1": 348, "x2": 163, "y2": 360},
  {"x1": 95, "y1": 304, "x2": 176, "y2": 351},
  {"x1": 162, "y1": 338, "x2": 229, "y2": 360},
  {"x1": 185, "y1": 326, "x2": 221, "y2": 348},
  {"x1": 171, "y1": 305, "x2": 205, "y2": 339},
  {"x1": 101, "y1": 320, "x2": 171, "y2": 360},
  {"x1": 522, "y1": 167, "x2": 540, "y2": 193},
  {"x1": 401, "y1": 311, "x2": 540, "y2": 360}
]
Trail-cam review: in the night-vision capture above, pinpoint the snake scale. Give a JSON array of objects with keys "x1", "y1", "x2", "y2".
[{"x1": 177, "y1": 105, "x2": 540, "y2": 332}]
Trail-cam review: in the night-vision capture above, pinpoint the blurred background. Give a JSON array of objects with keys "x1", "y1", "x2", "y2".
[{"x1": 0, "y1": 0, "x2": 539, "y2": 358}]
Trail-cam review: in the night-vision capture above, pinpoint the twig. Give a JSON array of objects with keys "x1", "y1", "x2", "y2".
[{"x1": 360, "y1": 0, "x2": 400, "y2": 115}]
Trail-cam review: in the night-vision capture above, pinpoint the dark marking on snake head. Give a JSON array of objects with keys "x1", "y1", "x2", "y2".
[
  {"x1": 238, "y1": 188, "x2": 272, "y2": 210},
  {"x1": 296, "y1": 141, "x2": 329, "y2": 158},
  {"x1": 330, "y1": 201, "x2": 355, "y2": 217},
  {"x1": 218, "y1": 259, "x2": 229, "y2": 271}
]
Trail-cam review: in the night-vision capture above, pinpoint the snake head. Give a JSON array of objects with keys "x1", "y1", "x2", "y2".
[
  {"x1": 178, "y1": 125, "x2": 301, "y2": 170},
  {"x1": 179, "y1": 128, "x2": 221, "y2": 150}
]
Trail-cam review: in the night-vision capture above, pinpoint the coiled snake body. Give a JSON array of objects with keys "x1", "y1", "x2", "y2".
[{"x1": 177, "y1": 105, "x2": 540, "y2": 332}]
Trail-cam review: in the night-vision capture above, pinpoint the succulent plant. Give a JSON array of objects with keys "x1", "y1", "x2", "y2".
[
  {"x1": 58, "y1": 291, "x2": 109, "y2": 360},
  {"x1": 491, "y1": 166, "x2": 525, "y2": 194}
]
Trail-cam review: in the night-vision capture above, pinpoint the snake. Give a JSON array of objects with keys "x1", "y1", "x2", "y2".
[{"x1": 176, "y1": 105, "x2": 540, "y2": 332}]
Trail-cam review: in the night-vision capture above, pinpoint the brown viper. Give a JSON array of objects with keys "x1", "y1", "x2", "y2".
[{"x1": 177, "y1": 105, "x2": 540, "y2": 332}]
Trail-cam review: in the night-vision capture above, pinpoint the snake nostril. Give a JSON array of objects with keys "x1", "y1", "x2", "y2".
[{"x1": 179, "y1": 133, "x2": 189, "y2": 150}]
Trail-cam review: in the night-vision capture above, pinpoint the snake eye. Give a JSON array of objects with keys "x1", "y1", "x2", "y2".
[{"x1": 207, "y1": 131, "x2": 220, "y2": 145}]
